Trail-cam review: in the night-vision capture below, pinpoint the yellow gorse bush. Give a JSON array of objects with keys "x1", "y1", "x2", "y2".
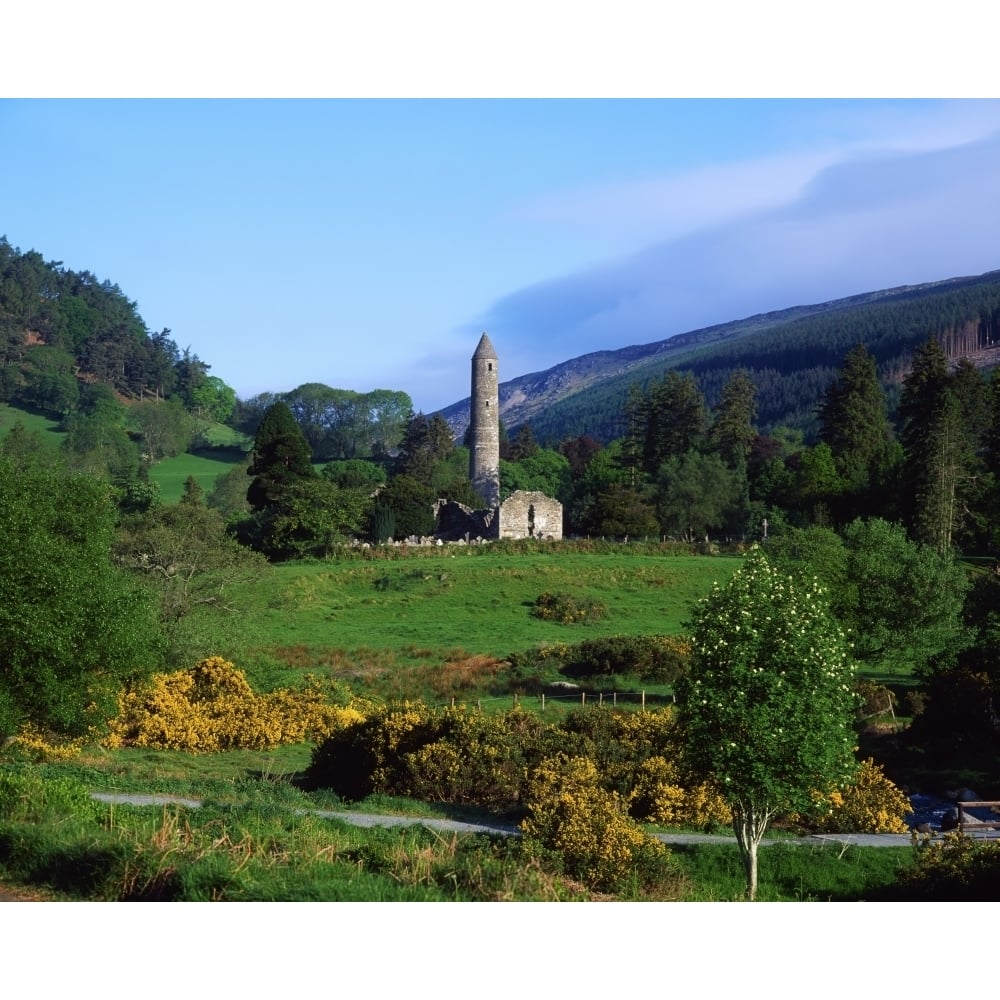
[
  {"x1": 105, "y1": 656, "x2": 365, "y2": 752},
  {"x1": 809, "y1": 757, "x2": 910, "y2": 833},
  {"x1": 10, "y1": 723, "x2": 85, "y2": 762},
  {"x1": 521, "y1": 753, "x2": 667, "y2": 891},
  {"x1": 629, "y1": 755, "x2": 732, "y2": 828}
]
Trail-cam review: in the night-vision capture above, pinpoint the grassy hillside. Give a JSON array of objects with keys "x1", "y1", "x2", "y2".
[
  {"x1": 231, "y1": 550, "x2": 733, "y2": 658},
  {"x1": 149, "y1": 448, "x2": 245, "y2": 503},
  {"x1": 0, "y1": 403, "x2": 65, "y2": 451},
  {"x1": 205, "y1": 548, "x2": 740, "y2": 710},
  {"x1": 0, "y1": 401, "x2": 248, "y2": 503}
]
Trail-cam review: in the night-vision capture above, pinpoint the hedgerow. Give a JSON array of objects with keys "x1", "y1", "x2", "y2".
[{"x1": 559, "y1": 635, "x2": 691, "y2": 683}]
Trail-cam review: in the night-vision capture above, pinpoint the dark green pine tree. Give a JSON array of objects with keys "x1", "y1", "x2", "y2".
[
  {"x1": 709, "y1": 369, "x2": 758, "y2": 470},
  {"x1": 899, "y1": 340, "x2": 977, "y2": 553},
  {"x1": 985, "y1": 368, "x2": 1000, "y2": 482},
  {"x1": 913, "y1": 390, "x2": 967, "y2": 554},
  {"x1": 619, "y1": 383, "x2": 647, "y2": 488},
  {"x1": 394, "y1": 413, "x2": 455, "y2": 486},
  {"x1": 246, "y1": 401, "x2": 315, "y2": 512},
  {"x1": 818, "y1": 344, "x2": 892, "y2": 495},
  {"x1": 640, "y1": 370, "x2": 707, "y2": 476},
  {"x1": 946, "y1": 357, "x2": 990, "y2": 549}
]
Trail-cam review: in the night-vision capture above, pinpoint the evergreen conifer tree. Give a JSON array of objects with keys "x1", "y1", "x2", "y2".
[
  {"x1": 818, "y1": 344, "x2": 891, "y2": 492},
  {"x1": 246, "y1": 401, "x2": 315, "y2": 512}
]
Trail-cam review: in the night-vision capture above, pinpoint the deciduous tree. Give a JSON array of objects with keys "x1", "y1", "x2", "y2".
[
  {"x1": 676, "y1": 548, "x2": 856, "y2": 899},
  {"x1": 0, "y1": 458, "x2": 163, "y2": 737}
]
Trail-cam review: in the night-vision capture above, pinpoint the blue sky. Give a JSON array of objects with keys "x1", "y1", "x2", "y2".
[{"x1": 3, "y1": 93, "x2": 1000, "y2": 413}]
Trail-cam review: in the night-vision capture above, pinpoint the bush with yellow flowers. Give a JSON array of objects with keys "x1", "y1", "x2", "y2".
[
  {"x1": 520, "y1": 753, "x2": 670, "y2": 892},
  {"x1": 807, "y1": 757, "x2": 910, "y2": 834},
  {"x1": 308, "y1": 702, "x2": 553, "y2": 810},
  {"x1": 629, "y1": 755, "x2": 732, "y2": 829},
  {"x1": 106, "y1": 656, "x2": 364, "y2": 752},
  {"x1": 557, "y1": 706, "x2": 681, "y2": 797},
  {"x1": 895, "y1": 832, "x2": 1000, "y2": 900},
  {"x1": 306, "y1": 701, "x2": 440, "y2": 800},
  {"x1": 7, "y1": 724, "x2": 85, "y2": 762}
]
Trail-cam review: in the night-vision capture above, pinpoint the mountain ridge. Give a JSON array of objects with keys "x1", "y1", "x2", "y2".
[{"x1": 437, "y1": 268, "x2": 1000, "y2": 443}]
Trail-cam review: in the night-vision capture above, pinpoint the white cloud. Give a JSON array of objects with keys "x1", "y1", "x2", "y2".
[
  {"x1": 518, "y1": 149, "x2": 839, "y2": 245},
  {"x1": 476, "y1": 127, "x2": 1000, "y2": 381}
]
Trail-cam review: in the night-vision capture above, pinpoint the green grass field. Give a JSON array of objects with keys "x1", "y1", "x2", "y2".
[
  {"x1": 0, "y1": 752, "x2": 915, "y2": 902},
  {"x1": 0, "y1": 403, "x2": 65, "y2": 451},
  {"x1": 226, "y1": 549, "x2": 738, "y2": 664},
  {"x1": 148, "y1": 448, "x2": 245, "y2": 502}
]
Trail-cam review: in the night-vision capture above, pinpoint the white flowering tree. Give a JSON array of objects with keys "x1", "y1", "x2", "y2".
[{"x1": 675, "y1": 547, "x2": 857, "y2": 899}]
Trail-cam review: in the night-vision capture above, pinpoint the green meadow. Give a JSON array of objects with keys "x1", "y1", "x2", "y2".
[
  {"x1": 237, "y1": 550, "x2": 735, "y2": 657},
  {"x1": 148, "y1": 448, "x2": 244, "y2": 502}
]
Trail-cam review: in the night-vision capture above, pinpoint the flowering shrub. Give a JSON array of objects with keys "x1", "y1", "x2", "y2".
[
  {"x1": 106, "y1": 656, "x2": 364, "y2": 752},
  {"x1": 560, "y1": 635, "x2": 691, "y2": 683},
  {"x1": 309, "y1": 703, "x2": 554, "y2": 810},
  {"x1": 808, "y1": 758, "x2": 910, "y2": 833},
  {"x1": 531, "y1": 592, "x2": 607, "y2": 624},
  {"x1": 8, "y1": 724, "x2": 85, "y2": 762},
  {"x1": 555, "y1": 707, "x2": 681, "y2": 798},
  {"x1": 307, "y1": 701, "x2": 440, "y2": 800},
  {"x1": 520, "y1": 754, "x2": 668, "y2": 891},
  {"x1": 629, "y1": 756, "x2": 732, "y2": 829},
  {"x1": 403, "y1": 708, "x2": 551, "y2": 812}
]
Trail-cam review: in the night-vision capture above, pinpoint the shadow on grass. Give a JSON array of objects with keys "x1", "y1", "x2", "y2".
[{"x1": 668, "y1": 842, "x2": 912, "y2": 902}]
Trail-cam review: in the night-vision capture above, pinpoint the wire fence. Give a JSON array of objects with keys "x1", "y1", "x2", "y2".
[{"x1": 430, "y1": 688, "x2": 677, "y2": 713}]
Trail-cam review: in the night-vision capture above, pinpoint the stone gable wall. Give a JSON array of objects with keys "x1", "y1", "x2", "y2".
[{"x1": 498, "y1": 490, "x2": 563, "y2": 540}]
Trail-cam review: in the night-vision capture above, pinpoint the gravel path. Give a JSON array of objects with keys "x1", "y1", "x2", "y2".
[{"x1": 85, "y1": 792, "x2": 922, "y2": 846}]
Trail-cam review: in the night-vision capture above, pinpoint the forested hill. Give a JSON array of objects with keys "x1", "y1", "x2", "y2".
[
  {"x1": 438, "y1": 269, "x2": 1000, "y2": 444},
  {"x1": 0, "y1": 237, "x2": 214, "y2": 415}
]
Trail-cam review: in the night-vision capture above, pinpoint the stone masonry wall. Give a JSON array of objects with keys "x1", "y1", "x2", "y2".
[{"x1": 498, "y1": 490, "x2": 563, "y2": 540}]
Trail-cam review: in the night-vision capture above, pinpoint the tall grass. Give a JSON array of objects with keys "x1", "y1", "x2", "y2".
[{"x1": 0, "y1": 764, "x2": 916, "y2": 901}]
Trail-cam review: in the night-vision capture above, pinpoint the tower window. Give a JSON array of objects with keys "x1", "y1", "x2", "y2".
[{"x1": 488, "y1": 363, "x2": 493, "y2": 371}]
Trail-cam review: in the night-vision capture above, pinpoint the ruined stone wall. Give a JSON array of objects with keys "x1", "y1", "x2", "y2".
[
  {"x1": 433, "y1": 499, "x2": 499, "y2": 541},
  {"x1": 498, "y1": 490, "x2": 563, "y2": 540}
]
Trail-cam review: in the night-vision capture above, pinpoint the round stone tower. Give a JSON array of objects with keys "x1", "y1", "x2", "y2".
[{"x1": 469, "y1": 332, "x2": 500, "y2": 507}]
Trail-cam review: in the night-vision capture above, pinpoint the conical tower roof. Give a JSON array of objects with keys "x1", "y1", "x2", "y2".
[{"x1": 472, "y1": 332, "x2": 497, "y2": 360}]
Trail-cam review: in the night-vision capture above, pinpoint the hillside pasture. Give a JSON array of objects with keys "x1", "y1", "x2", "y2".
[
  {"x1": 149, "y1": 448, "x2": 245, "y2": 502},
  {"x1": 0, "y1": 403, "x2": 65, "y2": 451},
  {"x1": 221, "y1": 549, "x2": 740, "y2": 703}
]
